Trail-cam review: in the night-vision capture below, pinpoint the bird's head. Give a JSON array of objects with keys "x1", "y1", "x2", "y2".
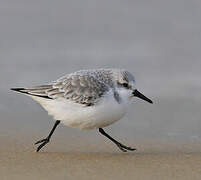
[{"x1": 113, "y1": 69, "x2": 153, "y2": 104}]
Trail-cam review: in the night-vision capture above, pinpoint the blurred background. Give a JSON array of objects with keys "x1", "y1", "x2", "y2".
[{"x1": 1, "y1": 0, "x2": 201, "y2": 152}]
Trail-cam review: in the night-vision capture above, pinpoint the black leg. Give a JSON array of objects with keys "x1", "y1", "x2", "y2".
[
  {"x1": 35, "y1": 120, "x2": 60, "y2": 152},
  {"x1": 99, "y1": 128, "x2": 136, "y2": 152}
]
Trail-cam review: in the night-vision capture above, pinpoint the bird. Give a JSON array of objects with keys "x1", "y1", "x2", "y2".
[{"x1": 11, "y1": 68, "x2": 153, "y2": 152}]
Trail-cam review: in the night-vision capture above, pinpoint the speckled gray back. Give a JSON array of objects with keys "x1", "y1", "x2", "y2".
[
  {"x1": 52, "y1": 70, "x2": 111, "y2": 105},
  {"x1": 19, "y1": 69, "x2": 134, "y2": 106}
]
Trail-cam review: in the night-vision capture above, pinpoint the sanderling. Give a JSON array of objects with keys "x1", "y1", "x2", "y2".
[{"x1": 11, "y1": 68, "x2": 153, "y2": 152}]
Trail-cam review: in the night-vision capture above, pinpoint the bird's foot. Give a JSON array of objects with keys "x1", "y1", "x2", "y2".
[
  {"x1": 35, "y1": 138, "x2": 50, "y2": 152},
  {"x1": 116, "y1": 143, "x2": 136, "y2": 152}
]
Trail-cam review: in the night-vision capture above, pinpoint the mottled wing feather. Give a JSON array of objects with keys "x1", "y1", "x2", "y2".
[
  {"x1": 51, "y1": 74, "x2": 109, "y2": 105},
  {"x1": 22, "y1": 74, "x2": 109, "y2": 106}
]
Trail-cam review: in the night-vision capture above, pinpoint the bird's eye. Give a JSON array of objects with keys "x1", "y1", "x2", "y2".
[{"x1": 122, "y1": 83, "x2": 129, "y2": 88}]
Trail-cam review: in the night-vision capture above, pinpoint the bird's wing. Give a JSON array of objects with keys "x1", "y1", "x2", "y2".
[
  {"x1": 52, "y1": 74, "x2": 110, "y2": 105},
  {"x1": 13, "y1": 74, "x2": 110, "y2": 106}
]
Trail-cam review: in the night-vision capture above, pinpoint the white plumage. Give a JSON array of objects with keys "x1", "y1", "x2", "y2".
[{"x1": 32, "y1": 88, "x2": 131, "y2": 129}]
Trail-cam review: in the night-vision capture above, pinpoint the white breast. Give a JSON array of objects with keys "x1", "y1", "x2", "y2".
[{"x1": 31, "y1": 89, "x2": 131, "y2": 130}]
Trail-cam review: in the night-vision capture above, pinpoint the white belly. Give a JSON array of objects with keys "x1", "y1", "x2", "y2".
[{"x1": 31, "y1": 90, "x2": 129, "y2": 130}]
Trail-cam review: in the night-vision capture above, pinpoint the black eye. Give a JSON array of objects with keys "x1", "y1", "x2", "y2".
[{"x1": 122, "y1": 83, "x2": 129, "y2": 88}]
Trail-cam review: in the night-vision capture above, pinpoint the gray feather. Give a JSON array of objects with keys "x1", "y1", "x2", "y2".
[{"x1": 11, "y1": 69, "x2": 135, "y2": 106}]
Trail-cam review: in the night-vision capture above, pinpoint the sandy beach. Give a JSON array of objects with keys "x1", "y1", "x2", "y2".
[
  {"x1": 1, "y1": 135, "x2": 201, "y2": 180},
  {"x1": 0, "y1": 151, "x2": 201, "y2": 180}
]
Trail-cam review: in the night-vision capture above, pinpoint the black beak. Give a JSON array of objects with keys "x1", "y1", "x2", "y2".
[{"x1": 132, "y1": 89, "x2": 153, "y2": 104}]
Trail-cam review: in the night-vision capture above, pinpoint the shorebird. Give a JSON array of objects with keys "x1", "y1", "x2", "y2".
[{"x1": 11, "y1": 68, "x2": 153, "y2": 152}]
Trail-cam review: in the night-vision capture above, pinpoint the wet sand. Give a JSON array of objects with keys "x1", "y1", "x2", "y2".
[
  {"x1": 1, "y1": 151, "x2": 201, "y2": 180},
  {"x1": 1, "y1": 118, "x2": 201, "y2": 180}
]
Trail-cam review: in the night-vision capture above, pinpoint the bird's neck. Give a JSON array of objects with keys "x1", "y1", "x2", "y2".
[{"x1": 116, "y1": 88, "x2": 132, "y2": 105}]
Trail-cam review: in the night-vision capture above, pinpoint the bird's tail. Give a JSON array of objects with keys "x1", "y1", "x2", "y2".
[
  {"x1": 10, "y1": 88, "x2": 28, "y2": 94},
  {"x1": 10, "y1": 86, "x2": 53, "y2": 99}
]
